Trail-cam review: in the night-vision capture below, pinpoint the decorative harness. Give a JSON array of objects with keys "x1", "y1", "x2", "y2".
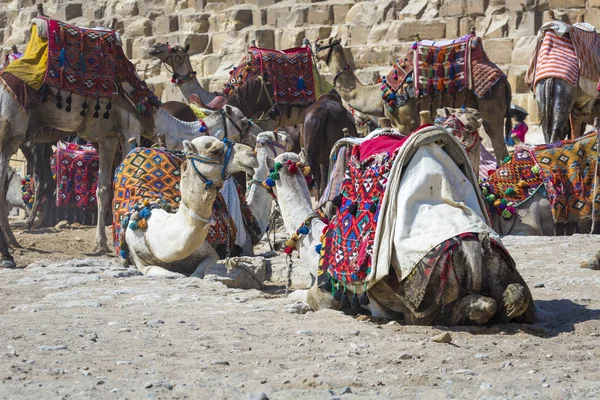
[
  {"x1": 161, "y1": 44, "x2": 197, "y2": 86},
  {"x1": 185, "y1": 137, "x2": 235, "y2": 190}
]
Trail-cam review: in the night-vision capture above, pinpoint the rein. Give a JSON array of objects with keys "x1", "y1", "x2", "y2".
[
  {"x1": 316, "y1": 39, "x2": 341, "y2": 66},
  {"x1": 219, "y1": 108, "x2": 248, "y2": 142}
]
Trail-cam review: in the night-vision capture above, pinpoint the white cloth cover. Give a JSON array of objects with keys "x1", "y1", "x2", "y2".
[
  {"x1": 370, "y1": 127, "x2": 499, "y2": 286},
  {"x1": 220, "y1": 177, "x2": 246, "y2": 247}
]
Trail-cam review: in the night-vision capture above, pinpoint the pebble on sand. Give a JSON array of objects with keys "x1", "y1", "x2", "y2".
[
  {"x1": 248, "y1": 393, "x2": 269, "y2": 400},
  {"x1": 38, "y1": 345, "x2": 67, "y2": 351},
  {"x1": 211, "y1": 360, "x2": 230, "y2": 365},
  {"x1": 430, "y1": 333, "x2": 452, "y2": 343}
]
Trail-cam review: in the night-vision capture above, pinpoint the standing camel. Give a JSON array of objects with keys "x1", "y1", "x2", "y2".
[
  {"x1": 525, "y1": 14, "x2": 600, "y2": 143},
  {"x1": 315, "y1": 37, "x2": 511, "y2": 164},
  {"x1": 302, "y1": 93, "x2": 357, "y2": 197}
]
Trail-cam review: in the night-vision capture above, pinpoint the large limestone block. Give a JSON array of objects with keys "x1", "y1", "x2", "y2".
[
  {"x1": 398, "y1": 0, "x2": 428, "y2": 19},
  {"x1": 333, "y1": 3, "x2": 353, "y2": 24},
  {"x1": 228, "y1": 8, "x2": 254, "y2": 31},
  {"x1": 483, "y1": 38, "x2": 513, "y2": 64},
  {"x1": 467, "y1": 0, "x2": 488, "y2": 16},
  {"x1": 441, "y1": 0, "x2": 465, "y2": 17},
  {"x1": 305, "y1": 25, "x2": 332, "y2": 42},
  {"x1": 83, "y1": 5, "x2": 105, "y2": 21},
  {"x1": 179, "y1": 13, "x2": 210, "y2": 33},
  {"x1": 278, "y1": 6, "x2": 308, "y2": 28},
  {"x1": 348, "y1": 25, "x2": 370, "y2": 45},
  {"x1": 124, "y1": 17, "x2": 153, "y2": 37},
  {"x1": 590, "y1": 0, "x2": 600, "y2": 7},
  {"x1": 388, "y1": 19, "x2": 445, "y2": 41},
  {"x1": 507, "y1": 65, "x2": 530, "y2": 94},
  {"x1": 278, "y1": 27, "x2": 306, "y2": 48},
  {"x1": 584, "y1": 8, "x2": 600, "y2": 29},
  {"x1": 4, "y1": 28, "x2": 30, "y2": 46},
  {"x1": 53, "y1": 3, "x2": 83, "y2": 21},
  {"x1": 212, "y1": 31, "x2": 249, "y2": 55},
  {"x1": 254, "y1": 28, "x2": 275, "y2": 48},
  {"x1": 153, "y1": 15, "x2": 179, "y2": 35},
  {"x1": 308, "y1": 4, "x2": 333, "y2": 25},
  {"x1": 115, "y1": 1, "x2": 139, "y2": 17},
  {"x1": 266, "y1": 6, "x2": 282, "y2": 26},
  {"x1": 511, "y1": 35, "x2": 537, "y2": 65},
  {"x1": 484, "y1": 14, "x2": 509, "y2": 38},
  {"x1": 204, "y1": 257, "x2": 266, "y2": 290},
  {"x1": 548, "y1": 0, "x2": 584, "y2": 7},
  {"x1": 460, "y1": 17, "x2": 477, "y2": 36},
  {"x1": 509, "y1": 11, "x2": 542, "y2": 37},
  {"x1": 367, "y1": 22, "x2": 392, "y2": 44},
  {"x1": 446, "y1": 17, "x2": 460, "y2": 38},
  {"x1": 505, "y1": 0, "x2": 535, "y2": 12},
  {"x1": 131, "y1": 37, "x2": 157, "y2": 60},
  {"x1": 345, "y1": 0, "x2": 400, "y2": 26}
]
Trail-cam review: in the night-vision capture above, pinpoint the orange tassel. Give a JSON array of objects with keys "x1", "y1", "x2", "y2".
[
  {"x1": 437, "y1": 78, "x2": 445, "y2": 92},
  {"x1": 437, "y1": 48, "x2": 446, "y2": 64}
]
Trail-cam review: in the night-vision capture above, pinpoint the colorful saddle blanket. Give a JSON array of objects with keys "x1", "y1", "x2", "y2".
[
  {"x1": 226, "y1": 46, "x2": 315, "y2": 105},
  {"x1": 44, "y1": 17, "x2": 117, "y2": 98},
  {"x1": 381, "y1": 34, "x2": 505, "y2": 109},
  {"x1": 320, "y1": 134, "x2": 408, "y2": 285},
  {"x1": 482, "y1": 131, "x2": 600, "y2": 223},
  {"x1": 481, "y1": 147, "x2": 543, "y2": 218},
  {"x1": 535, "y1": 131, "x2": 600, "y2": 223},
  {"x1": 526, "y1": 21, "x2": 600, "y2": 97},
  {"x1": 53, "y1": 142, "x2": 99, "y2": 209},
  {"x1": 112, "y1": 148, "x2": 236, "y2": 258}
]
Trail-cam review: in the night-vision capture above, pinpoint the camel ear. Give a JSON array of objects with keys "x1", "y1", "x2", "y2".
[
  {"x1": 182, "y1": 140, "x2": 197, "y2": 154},
  {"x1": 278, "y1": 131, "x2": 294, "y2": 151},
  {"x1": 225, "y1": 105, "x2": 233, "y2": 116},
  {"x1": 299, "y1": 148, "x2": 308, "y2": 165},
  {"x1": 184, "y1": 43, "x2": 190, "y2": 53}
]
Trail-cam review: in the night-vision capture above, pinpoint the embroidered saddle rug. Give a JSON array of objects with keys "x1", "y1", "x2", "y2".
[
  {"x1": 534, "y1": 131, "x2": 600, "y2": 223},
  {"x1": 53, "y1": 142, "x2": 99, "y2": 209},
  {"x1": 381, "y1": 34, "x2": 505, "y2": 109},
  {"x1": 112, "y1": 147, "x2": 236, "y2": 258},
  {"x1": 482, "y1": 147, "x2": 543, "y2": 217},
  {"x1": 226, "y1": 46, "x2": 316, "y2": 105},
  {"x1": 320, "y1": 133, "x2": 408, "y2": 285}
]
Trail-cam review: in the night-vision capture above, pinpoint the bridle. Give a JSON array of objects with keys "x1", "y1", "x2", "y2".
[
  {"x1": 185, "y1": 137, "x2": 234, "y2": 190},
  {"x1": 219, "y1": 108, "x2": 250, "y2": 142},
  {"x1": 315, "y1": 39, "x2": 342, "y2": 66},
  {"x1": 158, "y1": 44, "x2": 196, "y2": 86},
  {"x1": 254, "y1": 76, "x2": 279, "y2": 121}
]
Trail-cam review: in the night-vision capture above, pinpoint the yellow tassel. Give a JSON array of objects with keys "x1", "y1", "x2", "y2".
[
  {"x1": 138, "y1": 219, "x2": 148, "y2": 230},
  {"x1": 493, "y1": 199, "x2": 501, "y2": 208}
]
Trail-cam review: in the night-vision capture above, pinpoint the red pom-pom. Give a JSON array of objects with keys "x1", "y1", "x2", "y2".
[
  {"x1": 171, "y1": 79, "x2": 176, "y2": 83},
  {"x1": 487, "y1": 169, "x2": 496, "y2": 177},
  {"x1": 283, "y1": 246, "x2": 294, "y2": 254},
  {"x1": 288, "y1": 162, "x2": 298, "y2": 174}
]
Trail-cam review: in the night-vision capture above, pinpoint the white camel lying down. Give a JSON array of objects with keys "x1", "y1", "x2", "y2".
[
  {"x1": 270, "y1": 128, "x2": 535, "y2": 326},
  {"x1": 118, "y1": 136, "x2": 258, "y2": 277}
]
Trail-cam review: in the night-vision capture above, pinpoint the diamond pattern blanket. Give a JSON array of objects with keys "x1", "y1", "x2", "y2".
[
  {"x1": 320, "y1": 135, "x2": 405, "y2": 285},
  {"x1": 534, "y1": 131, "x2": 600, "y2": 223},
  {"x1": 44, "y1": 17, "x2": 117, "y2": 98},
  {"x1": 53, "y1": 142, "x2": 99, "y2": 209},
  {"x1": 483, "y1": 147, "x2": 543, "y2": 215},
  {"x1": 112, "y1": 148, "x2": 236, "y2": 258},
  {"x1": 226, "y1": 46, "x2": 315, "y2": 105}
]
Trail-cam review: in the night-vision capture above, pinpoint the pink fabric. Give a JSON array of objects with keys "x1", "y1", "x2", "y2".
[
  {"x1": 359, "y1": 135, "x2": 408, "y2": 162},
  {"x1": 479, "y1": 143, "x2": 497, "y2": 180},
  {"x1": 511, "y1": 122, "x2": 528, "y2": 142},
  {"x1": 207, "y1": 96, "x2": 228, "y2": 110}
]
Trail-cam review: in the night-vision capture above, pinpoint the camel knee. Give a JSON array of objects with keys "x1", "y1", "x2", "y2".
[{"x1": 502, "y1": 283, "x2": 530, "y2": 320}]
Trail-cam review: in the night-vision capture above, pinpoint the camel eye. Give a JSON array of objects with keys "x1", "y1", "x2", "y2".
[{"x1": 210, "y1": 148, "x2": 224, "y2": 157}]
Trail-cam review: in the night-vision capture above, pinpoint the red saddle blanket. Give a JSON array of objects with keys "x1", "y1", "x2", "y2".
[
  {"x1": 44, "y1": 17, "x2": 118, "y2": 98},
  {"x1": 112, "y1": 147, "x2": 237, "y2": 258},
  {"x1": 53, "y1": 143, "x2": 99, "y2": 209},
  {"x1": 320, "y1": 134, "x2": 407, "y2": 285},
  {"x1": 226, "y1": 46, "x2": 315, "y2": 105}
]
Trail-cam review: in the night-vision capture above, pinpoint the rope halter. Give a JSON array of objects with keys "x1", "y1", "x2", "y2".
[{"x1": 185, "y1": 138, "x2": 235, "y2": 189}]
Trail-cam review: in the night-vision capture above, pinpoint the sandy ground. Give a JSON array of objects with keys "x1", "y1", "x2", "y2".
[{"x1": 0, "y1": 223, "x2": 599, "y2": 400}]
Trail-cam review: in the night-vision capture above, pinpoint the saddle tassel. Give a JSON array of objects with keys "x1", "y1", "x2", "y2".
[
  {"x1": 448, "y1": 46, "x2": 456, "y2": 62},
  {"x1": 436, "y1": 48, "x2": 446, "y2": 64}
]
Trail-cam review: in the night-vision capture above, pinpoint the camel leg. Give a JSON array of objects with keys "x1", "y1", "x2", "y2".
[
  {"x1": 190, "y1": 243, "x2": 220, "y2": 278},
  {"x1": 94, "y1": 138, "x2": 118, "y2": 253},
  {"x1": 144, "y1": 266, "x2": 185, "y2": 278},
  {"x1": 441, "y1": 294, "x2": 498, "y2": 326},
  {"x1": 0, "y1": 147, "x2": 22, "y2": 248},
  {"x1": 478, "y1": 88, "x2": 509, "y2": 163}
]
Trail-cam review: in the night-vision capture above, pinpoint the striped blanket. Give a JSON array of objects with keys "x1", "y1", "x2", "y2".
[{"x1": 527, "y1": 21, "x2": 600, "y2": 97}]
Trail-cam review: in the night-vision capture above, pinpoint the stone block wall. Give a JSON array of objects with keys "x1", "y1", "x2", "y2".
[{"x1": 0, "y1": 0, "x2": 597, "y2": 122}]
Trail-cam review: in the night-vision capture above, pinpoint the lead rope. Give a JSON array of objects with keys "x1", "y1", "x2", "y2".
[
  {"x1": 590, "y1": 131, "x2": 600, "y2": 234},
  {"x1": 286, "y1": 253, "x2": 293, "y2": 294}
]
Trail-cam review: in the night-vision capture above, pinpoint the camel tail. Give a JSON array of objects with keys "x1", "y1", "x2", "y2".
[{"x1": 504, "y1": 79, "x2": 512, "y2": 143}]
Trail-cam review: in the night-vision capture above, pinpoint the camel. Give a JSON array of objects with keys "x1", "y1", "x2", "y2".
[
  {"x1": 581, "y1": 250, "x2": 600, "y2": 270},
  {"x1": 149, "y1": 42, "x2": 332, "y2": 133},
  {"x1": 121, "y1": 136, "x2": 258, "y2": 277},
  {"x1": 302, "y1": 93, "x2": 357, "y2": 197},
  {"x1": 526, "y1": 13, "x2": 599, "y2": 143},
  {"x1": 315, "y1": 37, "x2": 511, "y2": 164},
  {"x1": 269, "y1": 127, "x2": 534, "y2": 326},
  {"x1": 435, "y1": 107, "x2": 483, "y2": 175}
]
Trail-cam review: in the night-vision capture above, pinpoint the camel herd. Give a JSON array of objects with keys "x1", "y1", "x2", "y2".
[{"x1": 0, "y1": 11, "x2": 598, "y2": 326}]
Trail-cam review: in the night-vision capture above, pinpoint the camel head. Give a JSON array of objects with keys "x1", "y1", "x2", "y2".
[
  {"x1": 149, "y1": 42, "x2": 190, "y2": 69},
  {"x1": 255, "y1": 131, "x2": 293, "y2": 159},
  {"x1": 181, "y1": 137, "x2": 257, "y2": 194},
  {"x1": 314, "y1": 36, "x2": 343, "y2": 65},
  {"x1": 436, "y1": 107, "x2": 482, "y2": 149}
]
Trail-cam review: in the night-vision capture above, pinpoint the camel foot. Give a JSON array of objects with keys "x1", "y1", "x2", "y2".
[
  {"x1": 144, "y1": 266, "x2": 185, "y2": 279},
  {"x1": 466, "y1": 295, "x2": 498, "y2": 324},
  {"x1": 503, "y1": 283, "x2": 530, "y2": 319},
  {"x1": 92, "y1": 244, "x2": 111, "y2": 255},
  {"x1": 580, "y1": 252, "x2": 600, "y2": 270},
  {"x1": 288, "y1": 289, "x2": 310, "y2": 305},
  {"x1": 1, "y1": 258, "x2": 16, "y2": 268}
]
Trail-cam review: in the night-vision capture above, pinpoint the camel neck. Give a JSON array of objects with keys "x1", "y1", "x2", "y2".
[
  {"x1": 329, "y1": 49, "x2": 359, "y2": 91},
  {"x1": 246, "y1": 151, "x2": 273, "y2": 234},
  {"x1": 174, "y1": 59, "x2": 217, "y2": 105}
]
